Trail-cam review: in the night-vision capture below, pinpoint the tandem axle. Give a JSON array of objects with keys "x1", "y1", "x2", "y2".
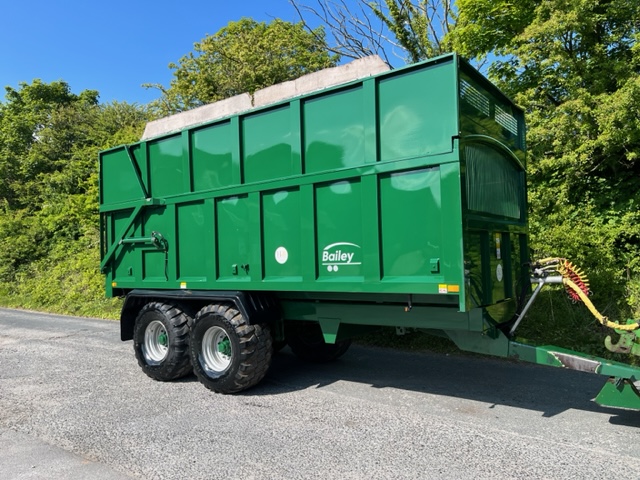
[{"x1": 115, "y1": 258, "x2": 640, "y2": 410}]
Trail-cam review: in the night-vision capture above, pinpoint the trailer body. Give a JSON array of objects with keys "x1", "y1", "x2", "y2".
[
  {"x1": 101, "y1": 54, "x2": 527, "y2": 320},
  {"x1": 99, "y1": 54, "x2": 640, "y2": 407}
]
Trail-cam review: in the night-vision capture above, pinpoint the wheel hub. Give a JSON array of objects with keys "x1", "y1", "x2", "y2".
[
  {"x1": 143, "y1": 320, "x2": 169, "y2": 363},
  {"x1": 217, "y1": 337, "x2": 231, "y2": 356},
  {"x1": 202, "y1": 326, "x2": 232, "y2": 373}
]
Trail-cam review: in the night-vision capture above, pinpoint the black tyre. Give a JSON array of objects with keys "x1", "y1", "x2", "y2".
[
  {"x1": 190, "y1": 304, "x2": 272, "y2": 394},
  {"x1": 133, "y1": 302, "x2": 192, "y2": 381},
  {"x1": 285, "y1": 321, "x2": 351, "y2": 362}
]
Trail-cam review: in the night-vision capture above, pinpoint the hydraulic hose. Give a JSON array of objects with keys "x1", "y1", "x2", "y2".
[
  {"x1": 536, "y1": 257, "x2": 640, "y2": 332},
  {"x1": 562, "y1": 278, "x2": 640, "y2": 331}
]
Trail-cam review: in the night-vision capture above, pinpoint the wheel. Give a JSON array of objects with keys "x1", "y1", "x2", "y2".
[
  {"x1": 190, "y1": 304, "x2": 272, "y2": 394},
  {"x1": 285, "y1": 321, "x2": 351, "y2": 362},
  {"x1": 133, "y1": 302, "x2": 192, "y2": 381}
]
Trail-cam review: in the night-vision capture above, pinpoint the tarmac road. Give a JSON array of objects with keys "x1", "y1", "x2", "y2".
[{"x1": 1, "y1": 307, "x2": 640, "y2": 479}]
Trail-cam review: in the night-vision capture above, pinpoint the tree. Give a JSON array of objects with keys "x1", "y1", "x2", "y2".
[
  {"x1": 452, "y1": 0, "x2": 536, "y2": 62},
  {"x1": 455, "y1": 0, "x2": 640, "y2": 313},
  {"x1": 0, "y1": 80, "x2": 95, "y2": 208},
  {"x1": 0, "y1": 79, "x2": 146, "y2": 289},
  {"x1": 291, "y1": 0, "x2": 457, "y2": 65},
  {"x1": 146, "y1": 18, "x2": 339, "y2": 115}
]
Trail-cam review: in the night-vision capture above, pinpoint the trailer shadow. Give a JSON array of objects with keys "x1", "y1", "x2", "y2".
[{"x1": 251, "y1": 344, "x2": 640, "y2": 426}]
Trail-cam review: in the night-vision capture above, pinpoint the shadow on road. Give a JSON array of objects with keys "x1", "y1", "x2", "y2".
[{"x1": 245, "y1": 344, "x2": 640, "y2": 426}]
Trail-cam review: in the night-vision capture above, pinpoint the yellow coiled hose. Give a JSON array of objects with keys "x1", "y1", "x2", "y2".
[{"x1": 563, "y1": 278, "x2": 640, "y2": 331}]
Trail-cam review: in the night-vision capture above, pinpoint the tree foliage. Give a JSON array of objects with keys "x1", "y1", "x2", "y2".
[
  {"x1": 456, "y1": 0, "x2": 640, "y2": 314},
  {"x1": 0, "y1": 80, "x2": 146, "y2": 315},
  {"x1": 146, "y1": 18, "x2": 339, "y2": 115},
  {"x1": 0, "y1": 81, "x2": 96, "y2": 209}
]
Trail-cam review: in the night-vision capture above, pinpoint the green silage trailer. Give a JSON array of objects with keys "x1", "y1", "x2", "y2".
[{"x1": 99, "y1": 53, "x2": 640, "y2": 408}]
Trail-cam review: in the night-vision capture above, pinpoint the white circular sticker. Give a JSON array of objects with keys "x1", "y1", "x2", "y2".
[
  {"x1": 496, "y1": 263, "x2": 504, "y2": 282},
  {"x1": 275, "y1": 247, "x2": 288, "y2": 264}
]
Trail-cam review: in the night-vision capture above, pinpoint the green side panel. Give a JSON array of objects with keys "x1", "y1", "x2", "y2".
[
  {"x1": 315, "y1": 179, "x2": 363, "y2": 281},
  {"x1": 215, "y1": 194, "x2": 259, "y2": 281},
  {"x1": 465, "y1": 143, "x2": 524, "y2": 220},
  {"x1": 379, "y1": 167, "x2": 442, "y2": 280},
  {"x1": 242, "y1": 106, "x2": 295, "y2": 183},
  {"x1": 131, "y1": 145, "x2": 148, "y2": 195},
  {"x1": 378, "y1": 60, "x2": 457, "y2": 162},
  {"x1": 262, "y1": 188, "x2": 302, "y2": 281},
  {"x1": 303, "y1": 86, "x2": 366, "y2": 173},
  {"x1": 141, "y1": 207, "x2": 172, "y2": 281},
  {"x1": 191, "y1": 122, "x2": 234, "y2": 191},
  {"x1": 100, "y1": 148, "x2": 143, "y2": 205},
  {"x1": 176, "y1": 200, "x2": 214, "y2": 281},
  {"x1": 148, "y1": 135, "x2": 185, "y2": 197},
  {"x1": 100, "y1": 54, "x2": 526, "y2": 310},
  {"x1": 111, "y1": 208, "x2": 138, "y2": 284}
]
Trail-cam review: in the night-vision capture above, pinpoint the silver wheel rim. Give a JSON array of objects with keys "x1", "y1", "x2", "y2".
[
  {"x1": 202, "y1": 326, "x2": 232, "y2": 373},
  {"x1": 144, "y1": 320, "x2": 169, "y2": 363}
]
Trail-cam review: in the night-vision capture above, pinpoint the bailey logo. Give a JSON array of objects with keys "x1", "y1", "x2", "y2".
[{"x1": 321, "y1": 242, "x2": 361, "y2": 272}]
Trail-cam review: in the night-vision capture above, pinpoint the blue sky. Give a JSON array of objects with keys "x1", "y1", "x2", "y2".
[{"x1": 0, "y1": 0, "x2": 315, "y2": 105}]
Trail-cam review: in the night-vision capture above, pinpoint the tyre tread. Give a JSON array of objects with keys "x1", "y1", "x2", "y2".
[
  {"x1": 191, "y1": 304, "x2": 272, "y2": 394},
  {"x1": 133, "y1": 302, "x2": 192, "y2": 381}
]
